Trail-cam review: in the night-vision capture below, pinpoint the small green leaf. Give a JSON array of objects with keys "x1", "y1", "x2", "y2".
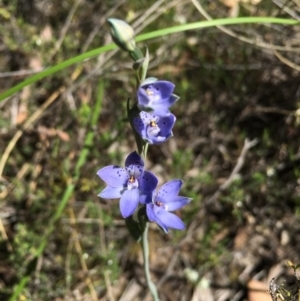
[
  {"x1": 125, "y1": 216, "x2": 141, "y2": 241},
  {"x1": 140, "y1": 46, "x2": 149, "y2": 82}
]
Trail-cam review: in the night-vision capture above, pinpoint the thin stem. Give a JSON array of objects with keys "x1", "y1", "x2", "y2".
[
  {"x1": 142, "y1": 143, "x2": 149, "y2": 160},
  {"x1": 129, "y1": 39, "x2": 157, "y2": 301},
  {"x1": 141, "y1": 222, "x2": 160, "y2": 301}
]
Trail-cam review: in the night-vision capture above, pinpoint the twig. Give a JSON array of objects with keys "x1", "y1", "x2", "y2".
[
  {"x1": 157, "y1": 139, "x2": 258, "y2": 288},
  {"x1": 182, "y1": 139, "x2": 258, "y2": 258},
  {"x1": 103, "y1": 270, "x2": 116, "y2": 301},
  {"x1": 10, "y1": 95, "x2": 18, "y2": 126},
  {"x1": 221, "y1": 138, "x2": 258, "y2": 190},
  {"x1": 32, "y1": 255, "x2": 43, "y2": 300},
  {"x1": 0, "y1": 68, "x2": 45, "y2": 78},
  {"x1": 96, "y1": 202, "x2": 107, "y2": 257},
  {"x1": 69, "y1": 208, "x2": 99, "y2": 301},
  {"x1": 0, "y1": 218, "x2": 12, "y2": 251},
  {"x1": 65, "y1": 236, "x2": 73, "y2": 293},
  {"x1": 273, "y1": 49, "x2": 300, "y2": 71},
  {"x1": 157, "y1": 250, "x2": 180, "y2": 288},
  {"x1": 255, "y1": 105, "x2": 296, "y2": 115},
  {"x1": 0, "y1": 163, "x2": 30, "y2": 200},
  {"x1": 189, "y1": 0, "x2": 300, "y2": 52},
  {"x1": 272, "y1": 0, "x2": 300, "y2": 20},
  {"x1": 49, "y1": 0, "x2": 83, "y2": 60},
  {"x1": 66, "y1": 0, "x2": 180, "y2": 95},
  {"x1": 207, "y1": 138, "x2": 258, "y2": 205},
  {"x1": 131, "y1": 0, "x2": 168, "y2": 30},
  {"x1": 81, "y1": 0, "x2": 126, "y2": 52},
  {"x1": 0, "y1": 86, "x2": 65, "y2": 179},
  {"x1": 0, "y1": 66, "x2": 82, "y2": 179}
]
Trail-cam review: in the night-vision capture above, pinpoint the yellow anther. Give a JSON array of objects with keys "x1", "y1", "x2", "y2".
[
  {"x1": 150, "y1": 121, "x2": 158, "y2": 127},
  {"x1": 146, "y1": 89, "x2": 154, "y2": 96}
]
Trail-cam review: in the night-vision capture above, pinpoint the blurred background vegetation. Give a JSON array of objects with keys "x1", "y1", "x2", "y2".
[{"x1": 1, "y1": 0, "x2": 300, "y2": 300}]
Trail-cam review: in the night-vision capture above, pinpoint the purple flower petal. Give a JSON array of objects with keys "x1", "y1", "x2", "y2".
[
  {"x1": 98, "y1": 186, "x2": 123, "y2": 199},
  {"x1": 97, "y1": 166, "x2": 128, "y2": 187},
  {"x1": 119, "y1": 188, "x2": 140, "y2": 218},
  {"x1": 125, "y1": 151, "x2": 144, "y2": 178},
  {"x1": 148, "y1": 106, "x2": 170, "y2": 117},
  {"x1": 134, "y1": 111, "x2": 175, "y2": 145},
  {"x1": 139, "y1": 192, "x2": 153, "y2": 204},
  {"x1": 145, "y1": 179, "x2": 190, "y2": 232},
  {"x1": 151, "y1": 81, "x2": 175, "y2": 99},
  {"x1": 140, "y1": 111, "x2": 156, "y2": 123},
  {"x1": 164, "y1": 196, "x2": 191, "y2": 211},
  {"x1": 157, "y1": 180, "x2": 183, "y2": 202},
  {"x1": 149, "y1": 206, "x2": 169, "y2": 233},
  {"x1": 146, "y1": 126, "x2": 160, "y2": 138},
  {"x1": 133, "y1": 117, "x2": 147, "y2": 138},
  {"x1": 143, "y1": 85, "x2": 162, "y2": 104},
  {"x1": 154, "y1": 208, "x2": 185, "y2": 231},
  {"x1": 134, "y1": 112, "x2": 157, "y2": 143},
  {"x1": 137, "y1": 79, "x2": 178, "y2": 115},
  {"x1": 137, "y1": 88, "x2": 151, "y2": 107},
  {"x1": 125, "y1": 151, "x2": 144, "y2": 168},
  {"x1": 166, "y1": 94, "x2": 179, "y2": 105},
  {"x1": 146, "y1": 203, "x2": 156, "y2": 221},
  {"x1": 157, "y1": 114, "x2": 176, "y2": 136},
  {"x1": 150, "y1": 135, "x2": 168, "y2": 144},
  {"x1": 138, "y1": 171, "x2": 158, "y2": 193}
]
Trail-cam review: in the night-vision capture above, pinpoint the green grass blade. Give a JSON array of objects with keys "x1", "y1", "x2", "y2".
[
  {"x1": 9, "y1": 276, "x2": 29, "y2": 301},
  {"x1": 0, "y1": 44, "x2": 115, "y2": 101},
  {"x1": 135, "y1": 17, "x2": 299, "y2": 41},
  {"x1": 0, "y1": 17, "x2": 298, "y2": 102}
]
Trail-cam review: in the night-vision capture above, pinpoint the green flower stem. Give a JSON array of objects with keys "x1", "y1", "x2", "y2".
[
  {"x1": 129, "y1": 46, "x2": 144, "y2": 61},
  {"x1": 135, "y1": 118, "x2": 158, "y2": 300},
  {"x1": 142, "y1": 142, "x2": 149, "y2": 160},
  {"x1": 130, "y1": 90, "x2": 157, "y2": 299},
  {"x1": 141, "y1": 221, "x2": 160, "y2": 301}
]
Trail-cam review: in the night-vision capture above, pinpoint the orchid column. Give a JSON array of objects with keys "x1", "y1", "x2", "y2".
[{"x1": 96, "y1": 18, "x2": 191, "y2": 301}]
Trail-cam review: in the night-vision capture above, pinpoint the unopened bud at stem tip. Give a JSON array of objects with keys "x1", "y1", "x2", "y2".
[{"x1": 107, "y1": 18, "x2": 136, "y2": 53}]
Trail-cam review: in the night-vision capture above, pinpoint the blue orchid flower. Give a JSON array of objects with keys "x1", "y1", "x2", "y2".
[{"x1": 97, "y1": 151, "x2": 158, "y2": 218}]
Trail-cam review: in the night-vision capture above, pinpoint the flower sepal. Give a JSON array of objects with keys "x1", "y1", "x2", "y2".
[{"x1": 133, "y1": 47, "x2": 149, "y2": 83}]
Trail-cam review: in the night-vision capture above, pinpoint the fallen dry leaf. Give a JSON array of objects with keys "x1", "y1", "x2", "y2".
[
  {"x1": 221, "y1": 0, "x2": 239, "y2": 8},
  {"x1": 56, "y1": 129, "x2": 70, "y2": 142},
  {"x1": 29, "y1": 56, "x2": 43, "y2": 71},
  {"x1": 40, "y1": 24, "x2": 52, "y2": 42},
  {"x1": 16, "y1": 103, "x2": 28, "y2": 125},
  {"x1": 247, "y1": 280, "x2": 272, "y2": 301},
  {"x1": 240, "y1": 0, "x2": 262, "y2": 4},
  {"x1": 221, "y1": 0, "x2": 262, "y2": 7},
  {"x1": 37, "y1": 126, "x2": 70, "y2": 141}
]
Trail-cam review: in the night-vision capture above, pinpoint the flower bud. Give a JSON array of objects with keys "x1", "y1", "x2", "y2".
[{"x1": 107, "y1": 18, "x2": 136, "y2": 52}]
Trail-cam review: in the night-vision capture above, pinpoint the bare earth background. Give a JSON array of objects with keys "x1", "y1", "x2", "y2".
[{"x1": 1, "y1": 0, "x2": 300, "y2": 300}]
